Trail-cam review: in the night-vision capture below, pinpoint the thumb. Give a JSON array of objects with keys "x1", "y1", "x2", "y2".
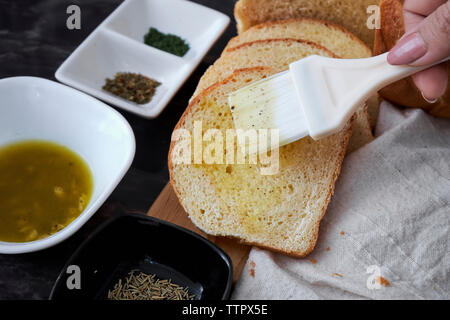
[{"x1": 388, "y1": 1, "x2": 450, "y2": 66}]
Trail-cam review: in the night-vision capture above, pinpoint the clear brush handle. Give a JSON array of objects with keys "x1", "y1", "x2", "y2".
[{"x1": 290, "y1": 52, "x2": 450, "y2": 139}]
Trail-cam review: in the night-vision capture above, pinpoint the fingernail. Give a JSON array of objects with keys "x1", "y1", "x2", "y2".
[
  {"x1": 387, "y1": 33, "x2": 427, "y2": 65},
  {"x1": 421, "y1": 91, "x2": 438, "y2": 104}
]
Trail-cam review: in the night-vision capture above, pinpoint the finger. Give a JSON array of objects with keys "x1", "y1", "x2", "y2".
[
  {"x1": 411, "y1": 63, "x2": 448, "y2": 101},
  {"x1": 387, "y1": 32, "x2": 427, "y2": 65},
  {"x1": 403, "y1": 0, "x2": 447, "y2": 16},
  {"x1": 388, "y1": 1, "x2": 450, "y2": 66},
  {"x1": 403, "y1": 10, "x2": 424, "y2": 33}
]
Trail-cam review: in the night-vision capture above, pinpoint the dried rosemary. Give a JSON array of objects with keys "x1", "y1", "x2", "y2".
[
  {"x1": 102, "y1": 72, "x2": 161, "y2": 104},
  {"x1": 144, "y1": 27, "x2": 190, "y2": 57},
  {"x1": 107, "y1": 271, "x2": 196, "y2": 300}
]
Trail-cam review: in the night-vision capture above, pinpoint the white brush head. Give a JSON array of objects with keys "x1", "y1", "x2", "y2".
[{"x1": 228, "y1": 71, "x2": 308, "y2": 153}]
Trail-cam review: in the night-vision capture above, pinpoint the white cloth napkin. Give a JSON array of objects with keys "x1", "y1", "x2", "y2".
[{"x1": 232, "y1": 101, "x2": 450, "y2": 300}]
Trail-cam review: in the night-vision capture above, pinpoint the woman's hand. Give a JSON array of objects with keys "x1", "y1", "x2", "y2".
[{"x1": 387, "y1": 0, "x2": 450, "y2": 103}]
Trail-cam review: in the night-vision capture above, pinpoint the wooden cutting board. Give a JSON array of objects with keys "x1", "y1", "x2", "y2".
[{"x1": 147, "y1": 183, "x2": 251, "y2": 283}]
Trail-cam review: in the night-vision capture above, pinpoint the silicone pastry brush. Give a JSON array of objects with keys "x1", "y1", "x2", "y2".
[{"x1": 229, "y1": 52, "x2": 450, "y2": 152}]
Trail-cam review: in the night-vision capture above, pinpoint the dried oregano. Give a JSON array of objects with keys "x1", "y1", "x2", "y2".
[{"x1": 103, "y1": 72, "x2": 161, "y2": 104}]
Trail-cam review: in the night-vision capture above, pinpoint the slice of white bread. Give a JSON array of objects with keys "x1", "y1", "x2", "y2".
[
  {"x1": 234, "y1": 0, "x2": 380, "y2": 48},
  {"x1": 169, "y1": 67, "x2": 352, "y2": 257},
  {"x1": 225, "y1": 18, "x2": 380, "y2": 130},
  {"x1": 193, "y1": 38, "x2": 373, "y2": 153},
  {"x1": 226, "y1": 18, "x2": 372, "y2": 59}
]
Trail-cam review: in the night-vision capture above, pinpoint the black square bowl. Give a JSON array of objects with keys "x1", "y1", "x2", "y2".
[{"x1": 49, "y1": 213, "x2": 233, "y2": 300}]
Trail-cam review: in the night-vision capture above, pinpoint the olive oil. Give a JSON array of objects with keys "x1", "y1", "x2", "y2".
[{"x1": 0, "y1": 140, "x2": 93, "y2": 242}]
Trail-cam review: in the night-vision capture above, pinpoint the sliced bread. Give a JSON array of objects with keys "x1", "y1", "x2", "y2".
[
  {"x1": 193, "y1": 38, "x2": 373, "y2": 153},
  {"x1": 234, "y1": 0, "x2": 380, "y2": 48},
  {"x1": 194, "y1": 39, "x2": 337, "y2": 97},
  {"x1": 226, "y1": 18, "x2": 372, "y2": 59},
  {"x1": 225, "y1": 18, "x2": 380, "y2": 130},
  {"x1": 169, "y1": 67, "x2": 352, "y2": 257}
]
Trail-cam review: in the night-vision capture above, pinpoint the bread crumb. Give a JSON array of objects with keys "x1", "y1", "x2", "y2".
[
  {"x1": 309, "y1": 258, "x2": 317, "y2": 264},
  {"x1": 376, "y1": 276, "x2": 390, "y2": 287},
  {"x1": 325, "y1": 246, "x2": 330, "y2": 251},
  {"x1": 248, "y1": 260, "x2": 256, "y2": 278},
  {"x1": 340, "y1": 231, "x2": 345, "y2": 235},
  {"x1": 332, "y1": 273, "x2": 343, "y2": 278}
]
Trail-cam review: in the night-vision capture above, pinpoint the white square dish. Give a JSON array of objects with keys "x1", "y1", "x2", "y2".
[{"x1": 55, "y1": 0, "x2": 230, "y2": 118}]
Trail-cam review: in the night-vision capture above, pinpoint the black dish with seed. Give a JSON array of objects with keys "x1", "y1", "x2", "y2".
[{"x1": 49, "y1": 213, "x2": 232, "y2": 300}]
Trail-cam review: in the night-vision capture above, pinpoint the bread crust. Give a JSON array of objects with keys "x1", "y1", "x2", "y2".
[
  {"x1": 375, "y1": 0, "x2": 450, "y2": 118},
  {"x1": 168, "y1": 67, "x2": 352, "y2": 257}
]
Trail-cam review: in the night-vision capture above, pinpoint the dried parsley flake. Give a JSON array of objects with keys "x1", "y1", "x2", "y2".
[
  {"x1": 102, "y1": 72, "x2": 161, "y2": 104},
  {"x1": 144, "y1": 27, "x2": 190, "y2": 57}
]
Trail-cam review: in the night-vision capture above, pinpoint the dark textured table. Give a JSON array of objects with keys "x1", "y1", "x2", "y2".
[{"x1": 0, "y1": 0, "x2": 236, "y2": 299}]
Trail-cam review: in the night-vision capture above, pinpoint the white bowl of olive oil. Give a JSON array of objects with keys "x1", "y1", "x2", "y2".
[{"x1": 0, "y1": 76, "x2": 135, "y2": 254}]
